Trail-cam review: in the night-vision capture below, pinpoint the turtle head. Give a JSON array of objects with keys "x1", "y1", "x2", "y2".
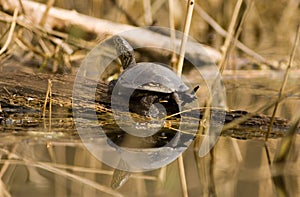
[
  {"x1": 181, "y1": 85, "x2": 199, "y2": 106},
  {"x1": 113, "y1": 35, "x2": 136, "y2": 70}
]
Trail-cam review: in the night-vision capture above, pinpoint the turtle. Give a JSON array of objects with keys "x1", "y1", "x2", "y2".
[
  {"x1": 109, "y1": 35, "x2": 199, "y2": 117},
  {"x1": 108, "y1": 35, "x2": 199, "y2": 190}
]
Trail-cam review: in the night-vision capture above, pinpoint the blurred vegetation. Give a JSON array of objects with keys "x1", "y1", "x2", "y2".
[
  {"x1": 44, "y1": 0, "x2": 300, "y2": 58},
  {"x1": 0, "y1": 0, "x2": 299, "y2": 73},
  {"x1": 0, "y1": 1, "x2": 300, "y2": 196}
]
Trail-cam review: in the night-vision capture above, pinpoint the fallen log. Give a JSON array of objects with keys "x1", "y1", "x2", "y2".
[{"x1": 0, "y1": 71, "x2": 297, "y2": 139}]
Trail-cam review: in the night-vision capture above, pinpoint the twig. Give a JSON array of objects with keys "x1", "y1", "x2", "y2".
[
  {"x1": 49, "y1": 79, "x2": 52, "y2": 131},
  {"x1": 0, "y1": 179, "x2": 11, "y2": 197},
  {"x1": 1, "y1": 1, "x2": 220, "y2": 62},
  {"x1": 193, "y1": 98, "x2": 212, "y2": 189},
  {"x1": 110, "y1": 0, "x2": 140, "y2": 26},
  {"x1": 15, "y1": 36, "x2": 48, "y2": 58},
  {"x1": 39, "y1": 0, "x2": 55, "y2": 26},
  {"x1": 0, "y1": 11, "x2": 76, "y2": 52},
  {"x1": 143, "y1": 0, "x2": 153, "y2": 25},
  {"x1": 177, "y1": 0, "x2": 194, "y2": 77},
  {"x1": 228, "y1": 1, "x2": 253, "y2": 71},
  {"x1": 270, "y1": 118, "x2": 300, "y2": 196},
  {"x1": 264, "y1": 143, "x2": 272, "y2": 165},
  {"x1": 162, "y1": 106, "x2": 207, "y2": 120},
  {"x1": 152, "y1": 0, "x2": 166, "y2": 16},
  {"x1": 265, "y1": 25, "x2": 300, "y2": 141},
  {"x1": 138, "y1": 0, "x2": 167, "y2": 24},
  {"x1": 0, "y1": 8, "x2": 18, "y2": 55},
  {"x1": 273, "y1": 118, "x2": 300, "y2": 163},
  {"x1": 3, "y1": 87, "x2": 12, "y2": 96},
  {"x1": 199, "y1": 98, "x2": 212, "y2": 135},
  {"x1": 32, "y1": 162, "x2": 123, "y2": 197},
  {"x1": 43, "y1": 79, "x2": 52, "y2": 130},
  {"x1": 38, "y1": 37, "x2": 51, "y2": 55},
  {"x1": 0, "y1": 144, "x2": 19, "y2": 197},
  {"x1": 218, "y1": 0, "x2": 243, "y2": 73},
  {"x1": 178, "y1": 155, "x2": 188, "y2": 197},
  {"x1": 168, "y1": 0, "x2": 178, "y2": 69},
  {"x1": 0, "y1": 159, "x2": 157, "y2": 180},
  {"x1": 165, "y1": 125, "x2": 200, "y2": 136},
  {"x1": 157, "y1": 165, "x2": 166, "y2": 183},
  {"x1": 277, "y1": 0, "x2": 300, "y2": 40},
  {"x1": 17, "y1": 0, "x2": 25, "y2": 14},
  {"x1": 193, "y1": 2, "x2": 269, "y2": 65},
  {"x1": 208, "y1": 148, "x2": 216, "y2": 196},
  {"x1": 0, "y1": 147, "x2": 123, "y2": 197},
  {"x1": 0, "y1": 26, "x2": 10, "y2": 43}
]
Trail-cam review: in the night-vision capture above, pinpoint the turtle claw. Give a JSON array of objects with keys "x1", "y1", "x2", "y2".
[{"x1": 192, "y1": 85, "x2": 200, "y2": 93}]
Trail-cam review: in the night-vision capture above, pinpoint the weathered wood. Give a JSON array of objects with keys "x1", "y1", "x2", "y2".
[
  {"x1": 0, "y1": 71, "x2": 298, "y2": 138},
  {"x1": 0, "y1": 71, "x2": 110, "y2": 111},
  {"x1": 0, "y1": 70, "x2": 110, "y2": 132}
]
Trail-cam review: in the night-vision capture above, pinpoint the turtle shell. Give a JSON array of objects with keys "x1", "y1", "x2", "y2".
[{"x1": 117, "y1": 62, "x2": 190, "y2": 93}]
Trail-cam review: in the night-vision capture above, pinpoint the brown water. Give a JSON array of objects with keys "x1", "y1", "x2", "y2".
[{"x1": 1, "y1": 70, "x2": 300, "y2": 197}]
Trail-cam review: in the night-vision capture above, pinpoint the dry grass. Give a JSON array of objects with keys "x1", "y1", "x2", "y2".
[
  {"x1": 0, "y1": 0, "x2": 300, "y2": 196},
  {"x1": 0, "y1": 0, "x2": 299, "y2": 72}
]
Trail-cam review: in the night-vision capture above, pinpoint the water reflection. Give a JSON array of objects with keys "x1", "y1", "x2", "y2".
[
  {"x1": 0, "y1": 71, "x2": 300, "y2": 196},
  {"x1": 0, "y1": 134, "x2": 299, "y2": 197}
]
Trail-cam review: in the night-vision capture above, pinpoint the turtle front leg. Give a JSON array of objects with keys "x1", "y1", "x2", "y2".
[
  {"x1": 129, "y1": 93, "x2": 160, "y2": 117},
  {"x1": 172, "y1": 92, "x2": 181, "y2": 105},
  {"x1": 139, "y1": 94, "x2": 159, "y2": 117}
]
